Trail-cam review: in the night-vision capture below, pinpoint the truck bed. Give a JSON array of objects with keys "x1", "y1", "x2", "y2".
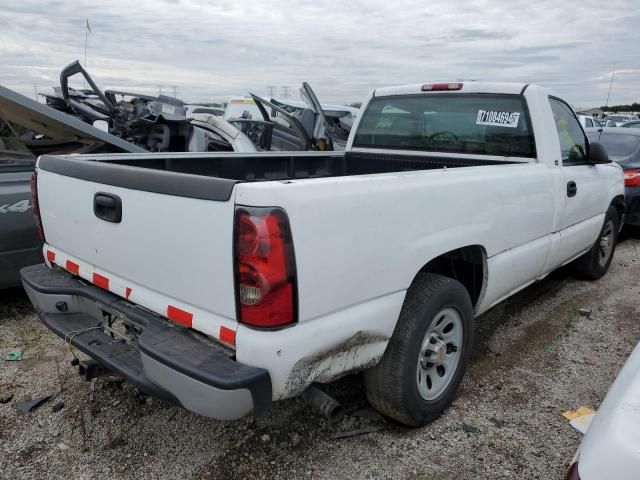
[{"x1": 46, "y1": 150, "x2": 522, "y2": 185}]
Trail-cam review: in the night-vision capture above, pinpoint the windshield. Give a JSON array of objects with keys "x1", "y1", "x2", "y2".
[
  {"x1": 224, "y1": 100, "x2": 261, "y2": 121},
  {"x1": 597, "y1": 133, "x2": 640, "y2": 159},
  {"x1": 608, "y1": 115, "x2": 632, "y2": 122},
  {"x1": 353, "y1": 94, "x2": 535, "y2": 158}
]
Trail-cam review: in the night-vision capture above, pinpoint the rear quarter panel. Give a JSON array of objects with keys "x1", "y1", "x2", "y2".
[
  {"x1": 234, "y1": 162, "x2": 557, "y2": 397},
  {"x1": 0, "y1": 170, "x2": 42, "y2": 288},
  {"x1": 235, "y1": 162, "x2": 556, "y2": 323}
]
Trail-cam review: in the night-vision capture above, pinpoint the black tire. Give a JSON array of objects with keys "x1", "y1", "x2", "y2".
[
  {"x1": 572, "y1": 206, "x2": 620, "y2": 280},
  {"x1": 364, "y1": 273, "x2": 473, "y2": 427}
]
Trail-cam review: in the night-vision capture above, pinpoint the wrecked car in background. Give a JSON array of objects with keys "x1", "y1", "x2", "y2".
[
  {"x1": 248, "y1": 82, "x2": 358, "y2": 151},
  {"x1": 42, "y1": 61, "x2": 259, "y2": 153},
  {"x1": 45, "y1": 61, "x2": 355, "y2": 153},
  {"x1": 0, "y1": 85, "x2": 144, "y2": 289},
  {"x1": 1, "y1": 61, "x2": 360, "y2": 288}
]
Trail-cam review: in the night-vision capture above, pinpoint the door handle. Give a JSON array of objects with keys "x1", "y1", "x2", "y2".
[
  {"x1": 567, "y1": 181, "x2": 577, "y2": 197},
  {"x1": 94, "y1": 192, "x2": 122, "y2": 223}
]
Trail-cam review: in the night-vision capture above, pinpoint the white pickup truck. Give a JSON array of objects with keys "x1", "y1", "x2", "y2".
[{"x1": 22, "y1": 82, "x2": 624, "y2": 426}]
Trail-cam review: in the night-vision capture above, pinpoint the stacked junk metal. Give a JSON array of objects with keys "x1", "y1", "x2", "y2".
[{"x1": 39, "y1": 60, "x2": 357, "y2": 153}]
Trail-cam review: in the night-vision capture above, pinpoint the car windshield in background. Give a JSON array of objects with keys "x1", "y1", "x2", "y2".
[
  {"x1": 353, "y1": 94, "x2": 535, "y2": 158},
  {"x1": 608, "y1": 116, "x2": 633, "y2": 123},
  {"x1": 596, "y1": 133, "x2": 640, "y2": 159}
]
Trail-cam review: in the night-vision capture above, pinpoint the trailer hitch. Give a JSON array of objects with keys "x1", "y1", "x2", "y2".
[{"x1": 77, "y1": 359, "x2": 110, "y2": 381}]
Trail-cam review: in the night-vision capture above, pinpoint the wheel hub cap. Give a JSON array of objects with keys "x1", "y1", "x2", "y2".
[
  {"x1": 416, "y1": 307, "x2": 464, "y2": 401},
  {"x1": 422, "y1": 334, "x2": 447, "y2": 367},
  {"x1": 598, "y1": 220, "x2": 615, "y2": 267}
]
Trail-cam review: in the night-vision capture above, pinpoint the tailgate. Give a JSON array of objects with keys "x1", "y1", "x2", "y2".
[{"x1": 36, "y1": 154, "x2": 241, "y2": 343}]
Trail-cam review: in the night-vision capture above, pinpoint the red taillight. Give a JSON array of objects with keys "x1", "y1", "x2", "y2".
[
  {"x1": 234, "y1": 207, "x2": 297, "y2": 328},
  {"x1": 30, "y1": 170, "x2": 46, "y2": 242},
  {"x1": 624, "y1": 169, "x2": 640, "y2": 186},
  {"x1": 421, "y1": 82, "x2": 463, "y2": 91}
]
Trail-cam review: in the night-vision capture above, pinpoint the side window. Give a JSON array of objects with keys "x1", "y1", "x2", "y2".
[
  {"x1": 549, "y1": 98, "x2": 588, "y2": 165},
  {"x1": 585, "y1": 118, "x2": 593, "y2": 128}
]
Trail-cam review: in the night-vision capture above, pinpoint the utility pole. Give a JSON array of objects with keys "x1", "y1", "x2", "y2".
[
  {"x1": 267, "y1": 85, "x2": 275, "y2": 98},
  {"x1": 158, "y1": 85, "x2": 163, "y2": 96},
  {"x1": 605, "y1": 70, "x2": 616, "y2": 107},
  {"x1": 33, "y1": 83, "x2": 38, "y2": 102},
  {"x1": 171, "y1": 85, "x2": 178, "y2": 98},
  {"x1": 83, "y1": 19, "x2": 91, "y2": 88},
  {"x1": 281, "y1": 85, "x2": 290, "y2": 98}
]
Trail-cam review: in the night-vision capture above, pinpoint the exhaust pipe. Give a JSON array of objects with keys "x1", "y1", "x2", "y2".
[{"x1": 301, "y1": 384, "x2": 345, "y2": 423}]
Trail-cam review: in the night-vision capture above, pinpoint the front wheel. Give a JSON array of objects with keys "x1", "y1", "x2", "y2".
[
  {"x1": 572, "y1": 206, "x2": 620, "y2": 280},
  {"x1": 364, "y1": 273, "x2": 473, "y2": 426}
]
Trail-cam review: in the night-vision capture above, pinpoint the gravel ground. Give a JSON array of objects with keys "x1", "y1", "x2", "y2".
[{"x1": 2, "y1": 236, "x2": 640, "y2": 480}]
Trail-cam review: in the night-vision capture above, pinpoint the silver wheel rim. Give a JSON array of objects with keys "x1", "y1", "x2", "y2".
[
  {"x1": 416, "y1": 307, "x2": 463, "y2": 401},
  {"x1": 598, "y1": 220, "x2": 615, "y2": 267}
]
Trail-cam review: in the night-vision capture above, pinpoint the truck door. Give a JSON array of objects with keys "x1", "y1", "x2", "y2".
[
  {"x1": 299, "y1": 82, "x2": 331, "y2": 149},
  {"x1": 249, "y1": 93, "x2": 312, "y2": 151},
  {"x1": 548, "y1": 97, "x2": 608, "y2": 262}
]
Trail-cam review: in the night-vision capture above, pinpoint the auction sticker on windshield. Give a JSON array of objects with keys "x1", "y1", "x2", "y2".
[{"x1": 476, "y1": 110, "x2": 520, "y2": 128}]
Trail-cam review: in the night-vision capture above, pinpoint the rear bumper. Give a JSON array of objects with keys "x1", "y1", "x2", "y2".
[{"x1": 20, "y1": 263, "x2": 271, "y2": 420}]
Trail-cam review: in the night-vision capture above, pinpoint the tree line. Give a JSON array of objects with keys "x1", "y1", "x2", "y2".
[{"x1": 602, "y1": 103, "x2": 640, "y2": 113}]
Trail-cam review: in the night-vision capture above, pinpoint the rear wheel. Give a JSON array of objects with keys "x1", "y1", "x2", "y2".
[
  {"x1": 364, "y1": 273, "x2": 473, "y2": 426},
  {"x1": 573, "y1": 206, "x2": 620, "y2": 280}
]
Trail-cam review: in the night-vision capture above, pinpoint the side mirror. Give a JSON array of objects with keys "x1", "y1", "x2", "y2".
[{"x1": 588, "y1": 141, "x2": 611, "y2": 164}]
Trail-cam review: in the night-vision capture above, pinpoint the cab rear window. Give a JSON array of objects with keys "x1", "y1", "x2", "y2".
[{"x1": 353, "y1": 94, "x2": 536, "y2": 158}]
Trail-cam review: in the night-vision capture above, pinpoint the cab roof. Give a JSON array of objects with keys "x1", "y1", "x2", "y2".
[{"x1": 374, "y1": 82, "x2": 529, "y2": 97}]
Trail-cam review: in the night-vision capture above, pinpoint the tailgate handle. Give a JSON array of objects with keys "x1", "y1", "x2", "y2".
[{"x1": 94, "y1": 192, "x2": 122, "y2": 223}]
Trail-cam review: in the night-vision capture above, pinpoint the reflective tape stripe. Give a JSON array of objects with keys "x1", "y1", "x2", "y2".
[
  {"x1": 66, "y1": 260, "x2": 79, "y2": 275},
  {"x1": 167, "y1": 305, "x2": 193, "y2": 328},
  {"x1": 220, "y1": 326, "x2": 236, "y2": 346},
  {"x1": 92, "y1": 273, "x2": 110, "y2": 290},
  {"x1": 43, "y1": 248, "x2": 234, "y2": 347}
]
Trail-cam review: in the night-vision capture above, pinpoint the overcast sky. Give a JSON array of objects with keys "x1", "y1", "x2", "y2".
[{"x1": 1, "y1": 0, "x2": 638, "y2": 107}]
